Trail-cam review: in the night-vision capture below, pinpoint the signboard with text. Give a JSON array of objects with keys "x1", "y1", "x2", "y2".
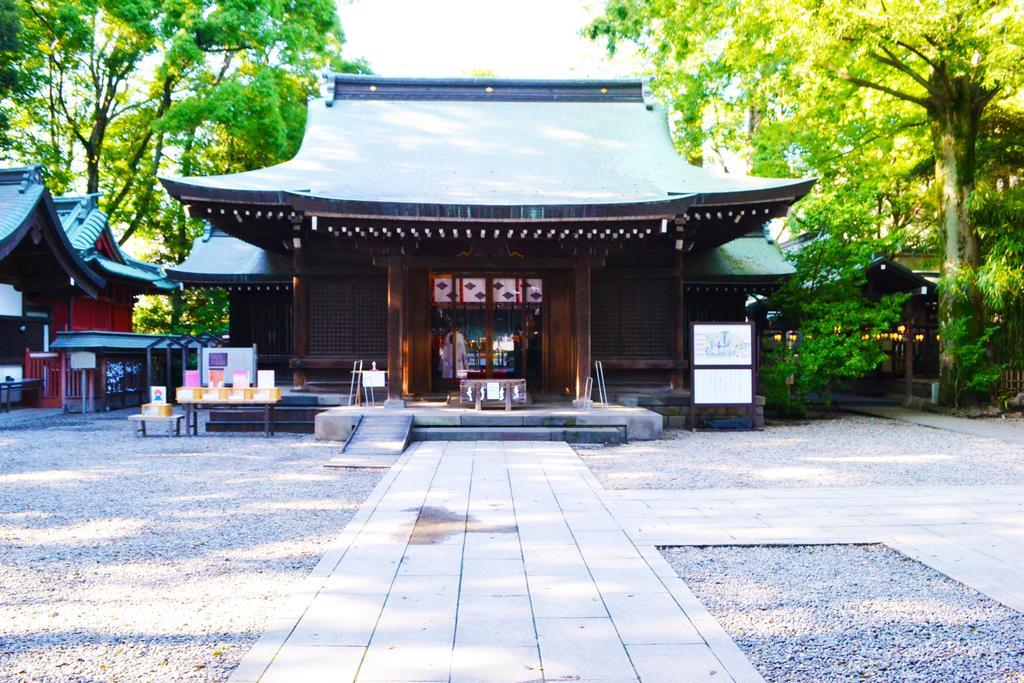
[{"x1": 690, "y1": 322, "x2": 758, "y2": 429}]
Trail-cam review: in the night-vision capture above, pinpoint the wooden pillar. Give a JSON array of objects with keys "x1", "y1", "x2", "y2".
[
  {"x1": 903, "y1": 306, "x2": 915, "y2": 404},
  {"x1": 573, "y1": 251, "x2": 591, "y2": 403},
  {"x1": 291, "y1": 236, "x2": 309, "y2": 389},
  {"x1": 386, "y1": 253, "x2": 405, "y2": 406},
  {"x1": 671, "y1": 249, "x2": 686, "y2": 390}
]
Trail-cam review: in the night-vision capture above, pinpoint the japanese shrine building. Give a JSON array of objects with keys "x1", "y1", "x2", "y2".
[{"x1": 163, "y1": 75, "x2": 813, "y2": 403}]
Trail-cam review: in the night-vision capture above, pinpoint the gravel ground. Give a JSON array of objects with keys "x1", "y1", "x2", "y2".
[
  {"x1": 578, "y1": 414, "x2": 1024, "y2": 489},
  {"x1": 664, "y1": 544, "x2": 1024, "y2": 682},
  {"x1": 0, "y1": 409, "x2": 383, "y2": 682}
]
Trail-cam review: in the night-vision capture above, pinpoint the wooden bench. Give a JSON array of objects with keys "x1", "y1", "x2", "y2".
[
  {"x1": 128, "y1": 413, "x2": 185, "y2": 437},
  {"x1": 459, "y1": 379, "x2": 528, "y2": 411}
]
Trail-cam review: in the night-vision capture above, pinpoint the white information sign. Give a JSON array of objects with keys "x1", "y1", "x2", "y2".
[
  {"x1": 69, "y1": 351, "x2": 97, "y2": 370},
  {"x1": 693, "y1": 368, "x2": 753, "y2": 405},
  {"x1": 692, "y1": 324, "x2": 753, "y2": 366},
  {"x1": 362, "y1": 370, "x2": 386, "y2": 388}
]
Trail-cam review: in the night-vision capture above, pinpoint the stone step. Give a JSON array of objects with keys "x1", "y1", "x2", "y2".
[
  {"x1": 205, "y1": 420, "x2": 313, "y2": 434},
  {"x1": 411, "y1": 426, "x2": 624, "y2": 444},
  {"x1": 207, "y1": 406, "x2": 327, "y2": 422}
]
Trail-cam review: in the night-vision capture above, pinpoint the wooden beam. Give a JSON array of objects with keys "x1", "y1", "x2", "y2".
[
  {"x1": 386, "y1": 253, "x2": 405, "y2": 405},
  {"x1": 574, "y1": 251, "x2": 591, "y2": 402}
]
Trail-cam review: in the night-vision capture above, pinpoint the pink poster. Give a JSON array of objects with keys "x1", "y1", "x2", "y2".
[{"x1": 184, "y1": 370, "x2": 200, "y2": 387}]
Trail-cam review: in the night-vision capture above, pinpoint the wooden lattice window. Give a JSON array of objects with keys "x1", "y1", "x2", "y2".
[
  {"x1": 309, "y1": 277, "x2": 387, "y2": 356},
  {"x1": 592, "y1": 275, "x2": 673, "y2": 358}
]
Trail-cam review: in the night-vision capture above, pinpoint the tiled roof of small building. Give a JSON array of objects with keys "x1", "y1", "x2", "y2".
[{"x1": 684, "y1": 234, "x2": 795, "y2": 283}]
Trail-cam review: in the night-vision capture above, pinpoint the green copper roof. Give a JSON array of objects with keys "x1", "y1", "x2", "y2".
[
  {"x1": 50, "y1": 330, "x2": 171, "y2": 352},
  {"x1": 684, "y1": 234, "x2": 795, "y2": 282},
  {"x1": 0, "y1": 167, "x2": 46, "y2": 251},
  {"x1": 168, "y1": 224, "x2": 291, "y2": 284},
  {"x1": 52, "y1": 192, "x2": 176, "y2": 291},
  {"x1": 162, "y1": 75, "x2": 813, "y2": 220}
]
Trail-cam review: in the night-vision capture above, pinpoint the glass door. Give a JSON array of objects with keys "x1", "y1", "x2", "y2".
[{"x1": 430, "y1": 274, "x2": 543, "y2": 388}]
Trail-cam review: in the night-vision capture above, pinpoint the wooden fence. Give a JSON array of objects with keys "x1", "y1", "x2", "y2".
[{"x1": 1001, "y1": 367, "x2": 1024, "y2": 397}]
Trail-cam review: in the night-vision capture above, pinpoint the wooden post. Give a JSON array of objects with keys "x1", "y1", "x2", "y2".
[
  {"x1": 904, "y1": 309, "x2": 914, "y2": 405},
  {"x1": 292, "y1": 235, "x2": 309, "y2": 389},
  {"x1": 671, "y1": 249, "x2": 686, "y2": 390},
  {"x1": 386, "y1": 253, "x2": 405, "y2": 407},
  {"x1": 573, "y1": 251, "x2": 592, "y2": 404}
]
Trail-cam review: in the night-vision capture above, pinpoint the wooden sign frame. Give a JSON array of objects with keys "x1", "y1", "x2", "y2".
[{"x1": 689, "y1": 321, "x2": 758, "y2": 431}]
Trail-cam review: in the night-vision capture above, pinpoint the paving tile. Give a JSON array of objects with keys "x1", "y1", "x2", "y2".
[
  {"x1": 455, "y1": 593, "x2": 536, "y2": 647},
  {"x1": 459, "y1": 558, "x2": 529, "y2": 596},
  {"x1": 601, "y1": 592, "x2": 703, "y2": 645},
  {"x1": 357, "y1": 644, "x2": 453, "y2": 681},
  {"x1": 535, "y1": 617, "x2": 637, "y2": 681},
  {"x1": 370, "y1": 575, "x2": 460, "y2": 647},
  {"x1": 522, "y1": 543, "x2": 590, "y2": 577},
  {"x1": 449, "y1": 645, "x2": 542, "y2": 683},
  {"x1": 572, "y1": 530, "x2": 640, "y2": 559},
  {"x1": 260, "y1": 644, "x2": 364, "y2": 683},
  {"x1": 527, "y1": 574, "x2": 607, "y2": 618},
  {"x1": 287, "y1": 591, "x2": 388, "y2": 647},
  {"x1": 462, "y1": 531, "x2": 522, "y2": 559},
  {"x1": 626, "y1": 643, "x2": 725, "y2": 683},
  {"x1": 398, "y1": 541, "x2": 465, "y2": 576},
  {"x1": 322, "y1": 557, "x2": 401, "y2": 594},
  {"x1": 585, "y1": 557, "x2": 671, "y2": 594}
]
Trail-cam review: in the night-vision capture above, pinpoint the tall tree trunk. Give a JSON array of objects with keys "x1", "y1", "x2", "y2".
[{"x1": 930, "y1": 77, "x2": 983, "y2": 405}]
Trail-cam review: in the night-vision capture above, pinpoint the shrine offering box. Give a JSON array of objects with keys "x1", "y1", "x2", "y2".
[{"x1": 142, "y1": 402, "x2": 173, "y2": 417}]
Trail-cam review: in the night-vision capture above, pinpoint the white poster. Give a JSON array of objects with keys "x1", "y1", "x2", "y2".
[
  {"x1": 363, "y1": 370, "x2": 386, "y2": 388},
  {"x1": 693, "y1": 368, "x2": 753, "y2": 405},
  {"x1": 692, "y1": 324, "x2": 753, "y2": 366}
]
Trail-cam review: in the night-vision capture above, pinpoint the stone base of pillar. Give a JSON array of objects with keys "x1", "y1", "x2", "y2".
[{"x1": 383, "y1": 398, "x2": 407, "y2": 409}]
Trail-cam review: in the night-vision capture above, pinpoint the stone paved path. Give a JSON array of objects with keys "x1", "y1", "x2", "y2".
[
  {"x1": 231, "y1": 441, "x2": 758, "y2": 683},
  {"x1": 232, "y1": 440, "x2": 1024, "y2": 683},
  {"x1": 608, "y1": 485, "x2": 1024, "y2": 614},
  {"x1": 847, "y1": 405, "x2": 1024, "y2": 444}
]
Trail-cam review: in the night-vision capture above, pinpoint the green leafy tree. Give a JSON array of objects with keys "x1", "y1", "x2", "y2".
[
  {"x1": 588, "y1": 0, "x2": 1024, "y2": 405},
  {"x1": 765, "y1": 213, "x2": 907, "y2": 410},
  {"x1": 0, "y1": 0, "x2": 29, "y2": 148},
  {"x1": 8, "y1": 0, "x2": 367, "y2": 332}
]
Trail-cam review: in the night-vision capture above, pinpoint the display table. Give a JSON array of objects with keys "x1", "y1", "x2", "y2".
[
  {"x1": 459, "y1": 379, "x2": 527, "y2": 411},
  {"x1": 177, "y1": 399, "x2": 280, "y2": 437},
  {"x1": 128, "y1": 413, "x2": 185, "y2": 437}
]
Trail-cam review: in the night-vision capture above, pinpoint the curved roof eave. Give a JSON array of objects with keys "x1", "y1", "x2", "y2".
[
  {"x1": 161, "y1": 177, "x2": 699, "y2": 220},
  {"x1": 0, "y1": 186, "x2": 106, "y2": 297}
]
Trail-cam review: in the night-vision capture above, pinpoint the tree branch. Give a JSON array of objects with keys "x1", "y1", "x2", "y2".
[
  {"x1": 871, "y1": 45, "x2": 935, "y2": 94},
  {"x1": 894, "y1": 39, "x2": 939, "y2": 71},
  {"x1": 842, "y1": 75, "x2": 930, "y2": 108}
]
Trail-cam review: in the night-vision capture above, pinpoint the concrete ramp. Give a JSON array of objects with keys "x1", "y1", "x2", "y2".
[{"x1": 342, "y1": 414, "x2": 414, "y2": 456}]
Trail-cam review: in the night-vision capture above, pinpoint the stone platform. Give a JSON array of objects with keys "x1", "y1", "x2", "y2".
[{"x1": 314, "y1": 401, "x2": 662, "y2": 444}]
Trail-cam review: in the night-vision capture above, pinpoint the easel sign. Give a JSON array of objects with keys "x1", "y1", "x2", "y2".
[{"x1": 690, "y1": 322, "x2": 758, "y2": 430}]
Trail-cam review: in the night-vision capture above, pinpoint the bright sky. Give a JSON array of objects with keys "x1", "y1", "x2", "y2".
[{"x1": 336, "y1": 0, "x2": 642, "y2": 78}]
